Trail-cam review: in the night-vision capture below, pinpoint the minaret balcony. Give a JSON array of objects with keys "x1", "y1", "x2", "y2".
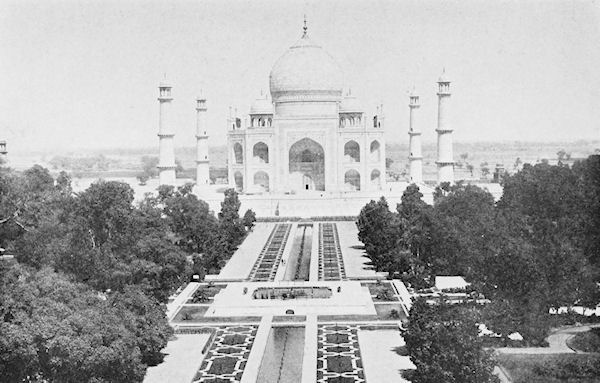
[
  {"x1": 435, "y1": 128, "x2": 453, "y2": 133},
  {"x1": 157, "y1": 164, "x2": 177, "y2": 170}
]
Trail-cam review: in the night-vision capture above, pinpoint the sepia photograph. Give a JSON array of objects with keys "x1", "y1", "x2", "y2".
[{"x1": 0, "y1": 0, "x2": 599, "y2": 382}]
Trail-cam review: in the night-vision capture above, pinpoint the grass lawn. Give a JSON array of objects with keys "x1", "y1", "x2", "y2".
[
  {"x1": 361, "y1": 282, "x2": 398, "y2": 302},
  {"x1": 187, "y1": 284, "x2": 227, "y2": 303},
  {"x1": 497, "y1": 353, "x2": 600, "y2": 383},
  {"x1": 374, "y1": 303, "x2": 406, "y2": 320},
  {"x1": 173, "y1": 306, "x2": 209, "y2": 321},
  {"x1": 272, "y1": 315, "x2": 307, "y2": 322},
  {"x1": 179, "y1": 316, "x2": 262, "y2": 323},
  {"x1": 567, "y1": 328, "x2": 600, "y2": 353},
  {"x1": 318, "y1": 314, "x2": 378, "y2": 322}
]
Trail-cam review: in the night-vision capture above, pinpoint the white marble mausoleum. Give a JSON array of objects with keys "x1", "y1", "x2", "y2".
[{"x1": 227, "y1": 24, "x2": 386, "y2": 195}]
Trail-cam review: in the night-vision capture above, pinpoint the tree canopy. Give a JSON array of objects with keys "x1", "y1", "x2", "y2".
[
  {"x1": 357, "y1": 155, "x2": 600, "y2": 349},
  {"x1": 404, "y1": 299, "x2": 499, "y2": 383},
  {"x1": 0, "y1": 164, "x2": 249, "y2": 381}
]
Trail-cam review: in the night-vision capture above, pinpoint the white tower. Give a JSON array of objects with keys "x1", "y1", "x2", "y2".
[
  {"x1": 436, "y1": 70, "x2": 454, "y2": 184},
  {"x1": 195, "y1": 95, "x2": 209, "y2": 188},
  {"x1": 408, "y1": 91, "x2": 423, "y2": 184},
  {"x1": 157, "y1": 81, "x2": 176, "y2": 186}
]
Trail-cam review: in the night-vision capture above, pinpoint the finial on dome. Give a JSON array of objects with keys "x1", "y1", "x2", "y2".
[
  {"x1": 302, "y1": 14, "x2": 308, "y2": 37},
  {"x1": 438, "y1": 67, "x2": 450, "y2": 82}
]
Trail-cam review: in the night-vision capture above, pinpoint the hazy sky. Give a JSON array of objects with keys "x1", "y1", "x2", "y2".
[{"x1": 1, "y1": 0, "x2": 599, "y2": 153}]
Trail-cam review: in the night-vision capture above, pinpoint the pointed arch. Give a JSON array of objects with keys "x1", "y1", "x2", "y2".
[
  {"x1": 253, "y1": 171, "x2": 269, "y2": 192},
  {"x1": 344, "y1": 140, "x2": 360, "y2": 163},
  {"x1": 233, "y1": 143, "x2": 243, "y2": 164},
  {"x1": 370, "y1": 140, "x2": 381, "y2": 162},
  {"x1": 253, "y1": 142, "x2": 269, "y2": 164},
  {"x1": 234, "y1": 171, "x2": 244, "y2": 192},
  {"x1": 371, "y1": 169, "x2": 381, "y2": 189},
  {"x1": 289, "y1": 137, "x2": 325, "y2": 191},
  {"x1": 344, "y1": 169, "x2": 361, "y2": 191}
]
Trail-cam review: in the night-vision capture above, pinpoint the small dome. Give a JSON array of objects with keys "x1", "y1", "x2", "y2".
[
  {"x1": 250, "y1": 95, "x2": 273, "y2": 115},
  {"x1": 340, "y1": 94, "x2": 363, "y2": 113},
  {"x1": 269, "y1": 34, "x2": 343, "y2": 101},
  {"x1": 438, "y1": 69, "x2": 450, "y2": 83}
]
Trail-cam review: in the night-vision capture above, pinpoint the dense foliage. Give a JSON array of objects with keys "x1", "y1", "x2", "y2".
[
  {"x1": 496, "y1": 353, "x2": 600, "y2": 383},
  {"x1": 358, "y1": 155, "x2": 600, "y2": 375},
  {"x1": 403, "y1": 299, "x2": 499, "y2": 383},
  {"x1": 0, "y1": 164, "x2": 250, "y2": 382}
]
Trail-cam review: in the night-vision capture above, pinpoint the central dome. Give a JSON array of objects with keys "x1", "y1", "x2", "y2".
[{"x1": 269, "y1": 33, "x2": 343, "y2": 102}]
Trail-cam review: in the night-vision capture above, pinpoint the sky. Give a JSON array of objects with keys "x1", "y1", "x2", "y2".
[{"x1": 1, "y1": 0, "x2": 599, "y2": 153}]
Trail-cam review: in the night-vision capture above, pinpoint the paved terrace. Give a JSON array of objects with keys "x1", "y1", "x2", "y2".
[
  {"x1": 336, "y1": 221, "x2": 381, "y2": 279},
  {"x1": 143, "y1": 333, "x2": 211, "y2": 383},
  {"x1": 150, "y1": 218, "x2": 417, "y2": 383},
  {"x1": 207, "y1": 281, "x2": 376, "y2": 317},
  {"x1": 213, "y1": 223, "x2": 276, "y2": 281},
  {"x1": 358, "y1": 328, "x2": 415, "y2": 382}
]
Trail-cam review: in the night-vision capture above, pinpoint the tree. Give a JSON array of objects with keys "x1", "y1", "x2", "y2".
[
  {"x1": 385, "y1": 157, "x2": 394, "y2": 169},
  {"x1": 396, "y1": 184, "x2": 434, "y2": 285},
  {"x1": 480, "y1": 161, "x2": 490, "y2": 178},
  {"x1": 513, "y1": 156, "x2": 522, "y2": 171},
  {"x1": 108, "y1": 286, "x2": 173, "y2": 366},
  {"x1": 175, "y1": 159, "x2": 184, "y2": 177},
  {"x1": 218, "y1": 189, "x2": 246, "y2": 254},
  {"x1": 356, "y1": 197, "x2": 402, "y2": 270},
  {"x1": 72, "y1": 180, "x2": 135, "y2": 248},
  {"x1": 140, "y1": 156, "x2": 159, "y2": 179},
  {"x1": 572, "y1": 155, "x2": 600, "y2": 271},
  {"x1": 242, "y1": 209, "x2": 257, "y2": 231},
  {"x1": 557, "y1": 149, "x2": 571, "y2": 164},
  {"x1": 427, "y1": 183, "x2": 496, "y2": 276},
  {"x1": 466, "y1": 163, "x2": 474, "y2": 177},
  {"x1": 156, "y1": 183, "x2": 219, "y2": 255},
  {"x1": 0, "y1": 265, "x2": 161, "y2": 382},
  {"x1": 403, "y1": 299, "x2": 499, "y2": 383}
]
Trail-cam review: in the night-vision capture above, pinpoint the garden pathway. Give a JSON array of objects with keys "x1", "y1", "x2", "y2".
[{"x1": 495, "y1": 323, "x2": 600, "y2": 354}]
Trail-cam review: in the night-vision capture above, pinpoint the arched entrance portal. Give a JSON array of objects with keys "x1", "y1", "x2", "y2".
[
  {"x1": 234, "y1": 171, "x2": 244, "y2": 192},
  {"x1": 289, "y1": 138, "x2": 325, "y2": 192},
  {"x1": 344, "y1": 169, "x2": 361, "y2": 191},
  {"x1": 371, "y1": 169, "x2": 381, "y2": 189},
  {"x1": 253, "y1": 171, "x2": 269, "y2": 192}
]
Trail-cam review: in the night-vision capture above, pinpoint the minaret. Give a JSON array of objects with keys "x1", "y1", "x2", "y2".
[
  {"x1": 195, "y1": 94, "x2": 209, "y2": 188},
  {"x1": 436, "y1": 70, "x2": 454, "y2": 184},
  {"x1": 157, "y1": 81, "x2": 176, "y2": 186},
  {"x1": 408, "y1": 90, "x2": 423, "y2": 184}
]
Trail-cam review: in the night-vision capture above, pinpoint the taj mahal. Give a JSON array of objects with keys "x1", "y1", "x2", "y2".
[
  {"x1": 227, "y1": 22, "x2": 386, "y2": 194},
  {"x1": 155, "y1": 20, "x2": 461, "y2": 216}
]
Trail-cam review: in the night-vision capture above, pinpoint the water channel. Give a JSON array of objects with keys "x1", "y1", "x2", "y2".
[
  {"x1": 256, "y1": 326, "x2": 305, "y2": 383},
  {"x1": 282, "y1": 223, "x2": 312, "y2": 281}
]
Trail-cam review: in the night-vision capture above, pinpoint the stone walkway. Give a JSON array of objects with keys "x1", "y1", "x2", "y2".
[
  {"x1": 357, "y1": 329, "x2": 414, "y2": 382},
  {"x1": 166, "y1": 282, "x2": 199, "y2": 320},
  {"x1": 495, "y1": 323, "x2": 600, "y2": 354},
  {"x1": 143, "y1": 333, "x2": 211, "y2": 383},
  {"x1": 216, "y1": 223, "x2": 275, "y2": 281},
  {"x1": 335, "y1": 221, "x2": 379, "y2": 279}
]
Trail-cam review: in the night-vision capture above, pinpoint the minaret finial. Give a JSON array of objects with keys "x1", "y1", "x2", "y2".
[{"x1": 303, "y1": 14, "x2": 308, "y2": 37}]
